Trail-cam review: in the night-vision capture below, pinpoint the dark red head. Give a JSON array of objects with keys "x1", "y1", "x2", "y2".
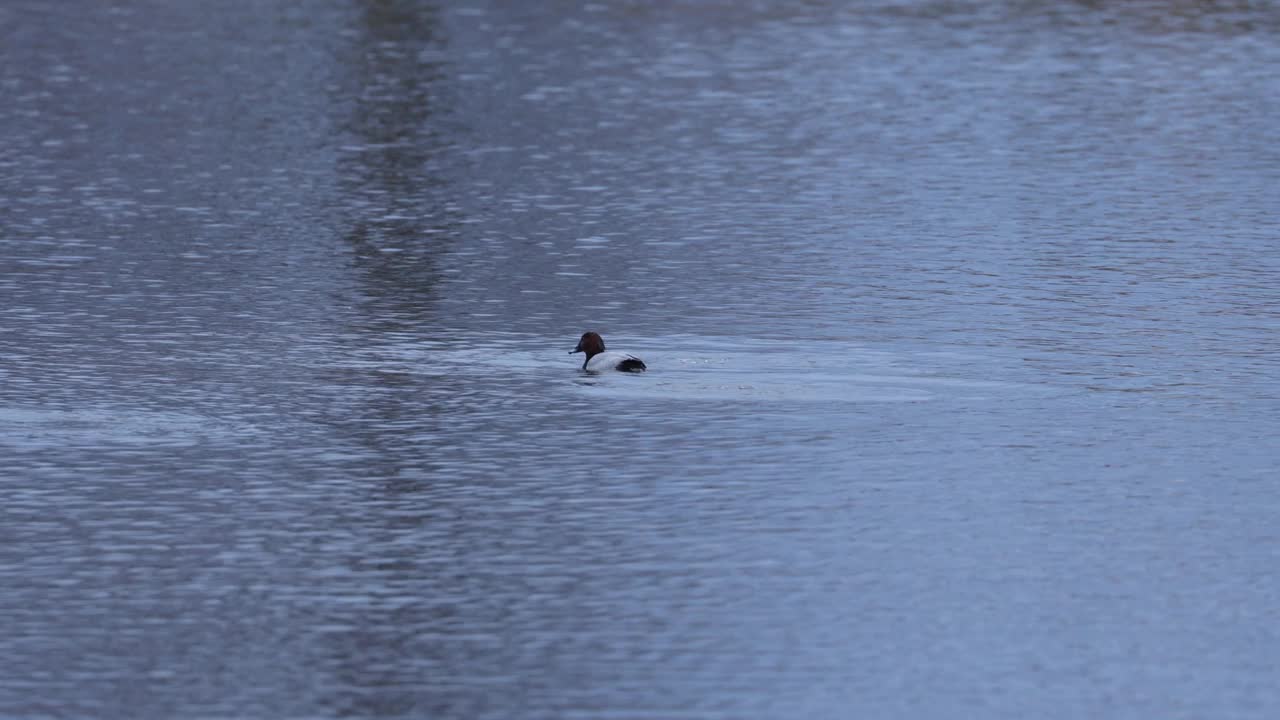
[{"x1": 570, "y1": 331, "x2": 606, "y2": 359}]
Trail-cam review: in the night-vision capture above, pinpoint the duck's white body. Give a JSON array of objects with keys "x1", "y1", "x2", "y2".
[{"x1": 584, "y1": 351, "x2": 646, "y2": 373}]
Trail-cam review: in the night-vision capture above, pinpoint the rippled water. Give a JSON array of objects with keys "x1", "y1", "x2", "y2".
[{"x1": 3, "y1": 1, "x2": 1279, "y2": 717}]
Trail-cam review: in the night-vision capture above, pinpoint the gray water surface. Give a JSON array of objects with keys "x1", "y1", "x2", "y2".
[{"x1": 3, "y1": 1, "x2": 1279, "y2": 718}]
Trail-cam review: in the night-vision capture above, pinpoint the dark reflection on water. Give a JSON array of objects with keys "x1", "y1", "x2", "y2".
[
  {"x1": 3, "y1": 1, "x2": 1280, "y2": 718},
  {"x1": 339, "y1": 0, "x2": 454, "y2": 335}
]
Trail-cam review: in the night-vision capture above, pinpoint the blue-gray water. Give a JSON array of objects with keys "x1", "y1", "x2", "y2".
[{"x1": 3, "y1": 1, "x2": 1279, "y2": 717}]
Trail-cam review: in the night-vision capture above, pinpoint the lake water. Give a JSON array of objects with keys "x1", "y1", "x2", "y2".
[{"x1": 3, "y1": 1, "x2": 1279, "y2": 717}]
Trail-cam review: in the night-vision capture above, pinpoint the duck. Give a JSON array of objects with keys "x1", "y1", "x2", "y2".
[{"x1": 570, "y1": 331, "x2": 647, "y2": 373}]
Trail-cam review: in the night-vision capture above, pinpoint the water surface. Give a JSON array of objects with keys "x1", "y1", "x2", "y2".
[{"x1": 2, "y1": 1, "x2": 1279, "y2": 717}]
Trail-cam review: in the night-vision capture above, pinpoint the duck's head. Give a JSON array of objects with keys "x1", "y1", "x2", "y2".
[{"x1": 570, "y1": 331, "x2": 606, "y2": 359}]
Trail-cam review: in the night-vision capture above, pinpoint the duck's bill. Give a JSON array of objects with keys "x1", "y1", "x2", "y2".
[{"x1": 569, "y1": 349, "x2": 581, "y2": 354}]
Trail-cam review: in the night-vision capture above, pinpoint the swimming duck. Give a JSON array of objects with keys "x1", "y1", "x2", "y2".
[{"x1": 570, "y1": 331, "x2": 647, "y2": 373}]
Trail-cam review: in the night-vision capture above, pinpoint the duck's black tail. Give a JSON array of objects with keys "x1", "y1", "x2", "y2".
[{"x1": 617, "y1": 358, "x2": 647, "y2": 373}]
